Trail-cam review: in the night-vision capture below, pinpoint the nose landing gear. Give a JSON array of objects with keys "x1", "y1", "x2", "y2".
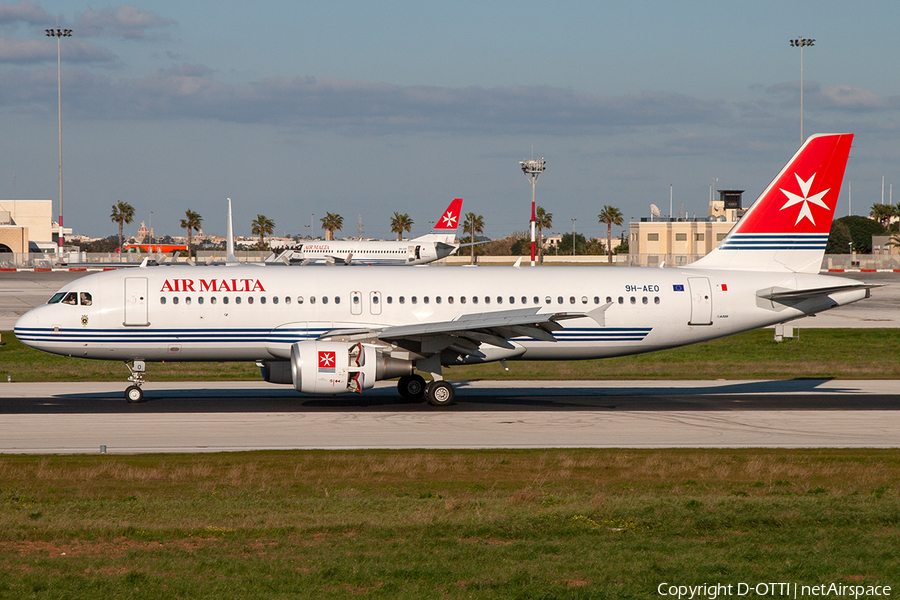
[{"x1": 125, "y1": 360, "x2": 146, "y2": 403}]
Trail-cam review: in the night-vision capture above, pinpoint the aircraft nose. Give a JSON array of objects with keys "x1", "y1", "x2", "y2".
[{"x1": 13, "y1": 308, "x2": 41, "y2": 347}]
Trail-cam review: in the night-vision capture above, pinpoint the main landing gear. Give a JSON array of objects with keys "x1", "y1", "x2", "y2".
[
  {"x1": 397, "y1": 374, "x2": 456, "y2": 407},
  {"x1": 124, "y1": 360, "x2": 146, "y2": 403}
]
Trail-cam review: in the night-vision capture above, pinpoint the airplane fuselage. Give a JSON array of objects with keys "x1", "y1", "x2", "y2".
[{"x1": 14, "y1": 263, "x2": 865, "y2": 364}]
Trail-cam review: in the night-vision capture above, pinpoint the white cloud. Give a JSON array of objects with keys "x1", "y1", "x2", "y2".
[
  {"x1": 0, "y1": 1, "x2": 52, "y2": 25},
  {"x1": 819, "y1": 85, "x2": 885, "y2": 109},
  {"x1": 0, "y1": 37, "x2": 116, "y2": 64},
  {"x1": 74, "y1": 5, "x2": 174, "y2": 40}
]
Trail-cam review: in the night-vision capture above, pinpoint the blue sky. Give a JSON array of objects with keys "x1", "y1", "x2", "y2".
[{"x1": 1, "y1": 0, "x2": 898, "y2": 240}]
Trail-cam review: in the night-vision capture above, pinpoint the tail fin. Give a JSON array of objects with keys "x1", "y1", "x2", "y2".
[
  {"x1": 226, "y1": 198, "x2": 238, "y2": 264},
  {"x1": 414, "y1": 198, "x2": 463, "y2": 243},
  {"x1": 692, "y1": 133, "x2": 853, "y2": 273}
]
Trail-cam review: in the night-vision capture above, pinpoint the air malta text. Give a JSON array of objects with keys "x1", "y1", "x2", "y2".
[{"x1": 160, "y1": 279, "x2": 266, "y2": 293}]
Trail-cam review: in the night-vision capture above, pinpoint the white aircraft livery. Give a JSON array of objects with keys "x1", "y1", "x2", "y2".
[
  {"x1": 278, "y1": 198, "x2": 463, "y2": 265},
  {"x1": 16, "y1": 134, "x2": 869, "y2": 406}
]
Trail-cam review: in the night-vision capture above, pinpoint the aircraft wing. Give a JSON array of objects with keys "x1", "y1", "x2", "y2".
[{"x1": 319, "y1": 307, "x2": 603, "y2": 357}]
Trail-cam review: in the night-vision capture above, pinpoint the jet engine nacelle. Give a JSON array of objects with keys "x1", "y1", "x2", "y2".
[{"x1": 289, "y1": 341, "x2": 413, "y2": 395}]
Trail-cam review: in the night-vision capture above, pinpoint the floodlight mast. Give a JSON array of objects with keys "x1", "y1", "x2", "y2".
[
  {"x1": 46, "y1": 27, "x2": 72, "y2": 260},
  {"x1": 790, "y1": 36, "x2": 814, "y2": 145},
  {"x1": 519, "y1": 158, "x2": 546, "y2": 266}
]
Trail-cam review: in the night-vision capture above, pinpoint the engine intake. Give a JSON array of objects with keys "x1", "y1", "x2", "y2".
[{"x1": 287, "y1": 341, "x2": 413, "y2": 395}]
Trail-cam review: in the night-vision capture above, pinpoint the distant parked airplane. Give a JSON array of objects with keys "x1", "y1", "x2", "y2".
[{"x1": 272, "y1": 198, "x2": 463, "y2": 265}]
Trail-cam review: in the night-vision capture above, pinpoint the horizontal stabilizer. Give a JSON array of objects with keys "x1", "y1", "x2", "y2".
[{"x1": 757, "y1": 283, "x2": 877, "y2": 302}]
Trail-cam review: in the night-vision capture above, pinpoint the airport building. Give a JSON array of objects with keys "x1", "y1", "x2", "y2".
[
  {"x1": 0, "y1": 200, "x2": 57, "y2": 253},
  {"x1": 627, "y1": 190, "x2": 744, "y2": 266}
]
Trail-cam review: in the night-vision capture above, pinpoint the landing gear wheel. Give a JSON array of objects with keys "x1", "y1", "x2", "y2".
[
  {"x1": 425, "y1": 380, "x2": 455, "y2": 407},
  {"x1": 398, "y1": 374, "x2": 427, "y2": 400},
  {"x1": 125, "y1": 385, "x2": 144, "y2": 403}
]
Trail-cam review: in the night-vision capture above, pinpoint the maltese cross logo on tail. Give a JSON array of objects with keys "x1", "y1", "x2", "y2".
[
  {"x1": 441, "y1": 211, "x2": 458, "y2": 228},
  {"x1": 779, "y1": 172, "x2": 830, "y2": 226}
]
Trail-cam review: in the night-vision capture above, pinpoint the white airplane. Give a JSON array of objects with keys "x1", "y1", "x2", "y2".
[
  {"x1": 273, "y1": 198, "x2": 463, "y2": 265},
  {"x1": 15, "y1": 134, "x2": 871, "y2": 406}
]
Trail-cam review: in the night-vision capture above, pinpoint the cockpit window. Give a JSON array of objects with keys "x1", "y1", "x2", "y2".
[
  {"x1": 80, "y1": 292, "x2": 92, "y2": 306},
  {"x1": 62, "y1": 292, "x2": 78, "y2": 305},
  {"x1": 48, "y1": 292, "x2": 66, "y2": 304}
]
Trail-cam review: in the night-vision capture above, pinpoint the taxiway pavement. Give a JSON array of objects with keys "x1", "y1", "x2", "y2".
[{"x1": 1, "y1": 380, "x2": 898, "y2": 452}]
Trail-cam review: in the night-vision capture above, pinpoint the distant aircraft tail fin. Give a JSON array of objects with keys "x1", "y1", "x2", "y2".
[
  {"x1": 415, "y1": 198, "x2": 463, "y2": 243},
  {"x1": 691, "y1": 133, "x2": 853, "y2": 273},
  {"x1": 226, "y1": 198, "x2": 238, "y2": 264}
]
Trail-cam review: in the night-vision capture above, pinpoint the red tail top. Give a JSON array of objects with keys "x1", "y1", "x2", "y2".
[
  {"x1": 734, "y1": 134, "x2": 853, "y2": 235},
  {"x1": 433, "y1": 198, "x2": 463, "y2": 231}
]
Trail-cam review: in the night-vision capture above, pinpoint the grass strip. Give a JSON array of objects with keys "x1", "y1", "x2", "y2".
[
  {"x1": 0, "y1": 449, "x2": 897, "y2": 598},
  {"x1": 2, "y1": 328, "x2": 900, "y2": 382}
]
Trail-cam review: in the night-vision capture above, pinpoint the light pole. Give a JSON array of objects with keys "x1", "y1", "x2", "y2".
[
  {"x1": 46, "y1": 26, "x2": 72, "y2": 259},
  {"x1": 149, "y1": 211, "x2": 154, "y2": 248},
  {"x1": 571, "y1": 218, "x2": 577, "y2": 256},
  {"x1": 519, "y1": 158, "x2": 546, "y2": 267},
  {"x1": 790, "y1": 36, "x2": 814, "y2": 145}
]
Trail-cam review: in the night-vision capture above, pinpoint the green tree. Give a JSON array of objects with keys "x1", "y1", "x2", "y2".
[
  {"x1": 509, "y1": 237, "x2": 531, "y2": 256},
  {"x1": 557, "y1": 232, "x2": 587, "y2": 256},
  {"x1": 251, "y1": 214, "x2": 276, "y2": 251},
  {"x1": 390, "y1": 213, "x2": 414, "y2": 241},
  {"x1": 321, "y1": 212, "x2": 343, "y2": 241},
  {"x1": 109, "y1": 201, "x2": 135, "y2": 261},
  {"x1": 180, "y1": 209, "x2": 203, "y2": 260},
  {"x1": 832, "y1": 215, "x2": 886, "y2": 253},
  {"x1": 535, "y1": 206, "x2": 552, "y2": 261},
  {"x1": 825, "y1": 220, "x2": 853, "y2": 254},
  {"x1": 463, "y1": 212, "x2": 484, "y2": 264},
  {"x1": 598, "y1": 205, "x2": 624, "y2": 262}
]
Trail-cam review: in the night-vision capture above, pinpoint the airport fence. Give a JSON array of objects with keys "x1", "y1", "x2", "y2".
[
  {"x1": 0, "y1": 250, "x2": 271, "y2": 269},
  {"x1": 1, "y1": 251, "x2": 898, "y2": 271}
]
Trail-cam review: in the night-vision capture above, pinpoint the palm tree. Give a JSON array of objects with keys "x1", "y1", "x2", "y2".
[
  {"x1": 180, "y1": 209, "x2": 203, "y2": 260},
  {"x1": 110, "y1": 201, "x2": 135, "y2": 262},
  {"x1": 321, "y1": 212, "x2": 343, "y2": 241},
  {"x1": 251, "y1": 214, "x2": 276, "y2": 251},
  {"x1": 870, "y1": 204, "x2": 894, "y2": 228},
  {"x1": 535, "y1": 206, "x2": 553, "y2": 262},
  {"x1": 463, "y1": 212, "x2": 484, "y2": 264},
  {"x1": 390, "y1": 213, "x2": 414, "y2": 241},
  {"x1": 888, "y1": 233, "x2": 900, "y2": 251},
  {"x1": 598, "y1": 205, "x2": 624, "y2": 263}
]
